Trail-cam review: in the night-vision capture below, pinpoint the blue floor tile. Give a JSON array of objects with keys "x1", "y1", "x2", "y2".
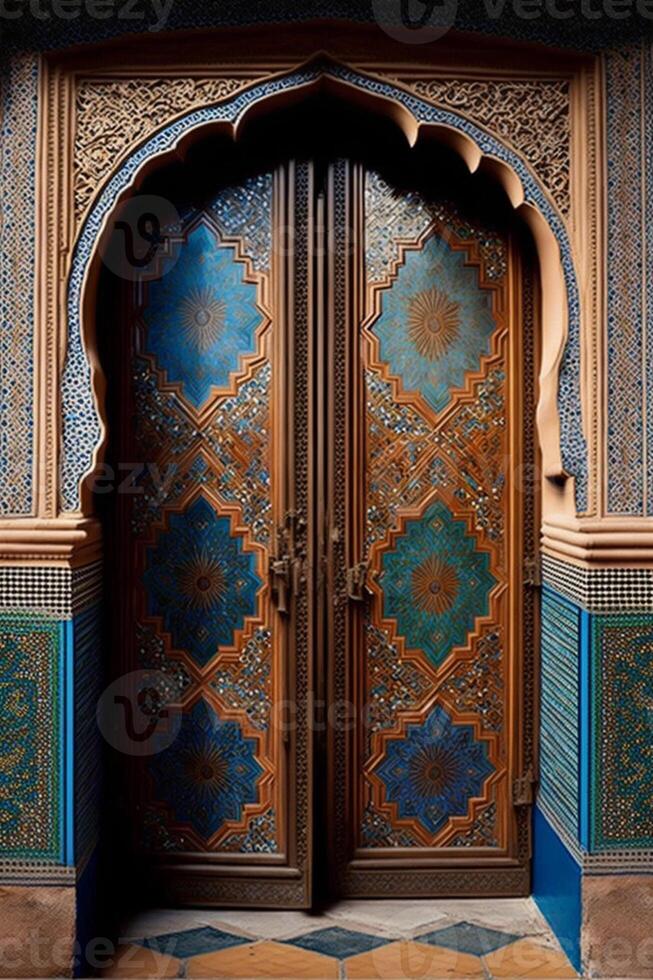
[
  {"x1": 139, "y1": 926, "x2": 250, "y2": 959},
  {"x1": 417, "y1": 921, "x2": 521, "y2": 956},
  {"x1": 285, "y1": 926, "x2": 389, "y2": 959}
]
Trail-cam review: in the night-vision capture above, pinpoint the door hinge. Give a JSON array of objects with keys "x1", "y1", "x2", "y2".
[
  {"x1": 346, "y1": 561, "x2": 370, "y2": 602},
  {"x1": 512, "y1": 768, "x2": 536, "y2": 806},
  {"x1": 524, "y1": 557, "x2": 541, "y2": 588}
]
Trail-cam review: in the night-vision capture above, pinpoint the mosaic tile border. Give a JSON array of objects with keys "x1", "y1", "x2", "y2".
[
  {"x1": 0, "y1": 562, "x2": 103, "y2": 618},
  {"x1": 540, "y1": 580, "x2": 653, "y2": 862},
  {"x1": 73, "y1": 603, "x2": 103, "y2": 878},
  {"x1": 542, "y1": 555, "x2": 653, "y2": 613},
  {"x1": 0, "y1": 54, "x2": 38, "y2": 516},
  {"x1": 538, "y1": 796, "x2": 653, "y2": 874},
  {"x1": 0, "y1": 860, "x2": 76, "y2": 885},
  {"x1": 539, "y1": 588, "x2": 580, "y2": 844},
  {"x1": 605, "y1": 43, "x2": 653, "y2": 515},
  {"x1": 61, "y1": 61, "x2": 585, "y2": 513},
  {"x1": 0, "y1": 577, "x2": 103, "y2": 882}
]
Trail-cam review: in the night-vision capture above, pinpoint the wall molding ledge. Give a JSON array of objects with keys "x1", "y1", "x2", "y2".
[
  {"x1": 0, "y1": 518, "x2": 101, "y2": 564},
  {"x1": 542, "y1": 516, "x2": 653, "y2": 566}
]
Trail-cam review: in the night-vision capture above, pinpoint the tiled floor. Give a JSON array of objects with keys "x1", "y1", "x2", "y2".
[{"x1": 105, "y1": 899, "x2": 577, "y2": 978}]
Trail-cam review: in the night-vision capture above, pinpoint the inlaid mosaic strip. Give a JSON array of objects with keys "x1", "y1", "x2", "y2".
[
  {"x1": 605, "y1": 45, "x2": 647, "y2": 514},
  {"x1": 542, "y1": 555, "x2": 653, "y2": 613},
  {"x1": 538, "y1": 796, "x2": 653, "y2": 873},
  {"x1": 74, "y1": 604, "x2": 103, "y2": 877},
  {"x1": 0, "y1": 54, "x2": 38, "y2": 515},
  {"x1": 0, "y1": 562, "x2": 102, "y2": 618}
]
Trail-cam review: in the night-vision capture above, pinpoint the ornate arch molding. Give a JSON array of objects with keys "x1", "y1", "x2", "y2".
[{"x1": 60, "y1": 59, "x2": 583, "y2": 516}]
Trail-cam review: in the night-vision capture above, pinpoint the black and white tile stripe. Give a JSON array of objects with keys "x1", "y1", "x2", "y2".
[{"x1": 542, "y1": 555, "x2": 653, "y2": 613}]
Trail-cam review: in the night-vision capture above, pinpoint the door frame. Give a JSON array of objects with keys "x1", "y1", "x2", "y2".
[{"x1": 12, "y1": 31, "x2": 598, "y2": 902}]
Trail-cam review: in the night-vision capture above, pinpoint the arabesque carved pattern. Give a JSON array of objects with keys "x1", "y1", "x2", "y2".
[
  {"x1": 396, "y1": 77, "x2": 570, "y2": 216},
  {"x1": 73, "y1": 76, "x2": 258, "y2": 220}
]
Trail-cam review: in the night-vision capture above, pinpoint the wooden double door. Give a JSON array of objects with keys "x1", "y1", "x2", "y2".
[{"x1": 108, "y1": 137, "x2": 537, "y2": 908}]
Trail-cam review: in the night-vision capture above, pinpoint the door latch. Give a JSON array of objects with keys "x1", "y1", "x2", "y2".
[
  {"x1": 270, "y1": 510, "x2": 305, "y2": 614},
  {"x1": 270, "y1": 556, "x2": 291, "y2": 614}
]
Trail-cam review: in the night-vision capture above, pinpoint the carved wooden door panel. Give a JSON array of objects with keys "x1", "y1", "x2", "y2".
[
  {"x1": 325, "y1": 163, "x2": 536, "y2": 897},
  {"x1": 112, "y1": 152, "x2": 534, "y2": 905},
  {"x1": 115, "y1": 163, "x2": 314, "y2": 908}
]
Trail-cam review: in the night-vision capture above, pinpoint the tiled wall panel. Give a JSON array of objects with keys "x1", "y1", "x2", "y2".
[
  {"x1": 0, "y1": 613, "x2": 65, "y2": 865},
  {"x1": 591, "y1": 615, "x2": 653, "y2": 850},
  {"x1": 539, "y1": 587, "x2": 580, "y2": 843}
]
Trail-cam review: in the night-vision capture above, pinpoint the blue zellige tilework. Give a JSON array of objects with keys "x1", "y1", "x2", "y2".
[
  {"x1": 539, "y1": 587, "x2": 580, "y2": 843},
  {"x1": 286, "y1": 927, "x2": 389, "y2": 959}
]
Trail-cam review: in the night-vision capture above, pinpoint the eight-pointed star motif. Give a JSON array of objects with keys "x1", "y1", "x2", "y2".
[
  {"x1": 374, "y1": 703, "x2": 494, "y2": 837},
  {"x1": 144, "y1": 495, "x2": 262, "y2": 667},
  {"x1": 380, "y1": 499, "x2": 495, "y2": 668},
  {"x1": 371, "y1": 233, "x2": 496, "y2": 415}
]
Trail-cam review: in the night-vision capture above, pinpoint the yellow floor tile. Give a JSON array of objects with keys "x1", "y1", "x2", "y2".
[
  {"x1": 186, "y1": 939, "x2": 339, "y2": 978},
  {"x1": 484, "y1": 938, "x2": 577, "y2": 978},
  {"x1": 345, "y1": 940, "x2": 484, "y2": 979},
  {"x1": 101, "y1": 944, "x2": 180, "y2": 978}
]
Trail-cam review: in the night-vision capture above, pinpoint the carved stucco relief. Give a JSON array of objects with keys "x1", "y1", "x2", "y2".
[
  {"x1": 74, "y1": 76, "x2": 263, "y2": 221},
  {"x1": 393, "y1": 77, "x2": 571, "y2": 218},
  {"x1": 65, "y1": 67, "x2": 584, "y2": 518},
  {"x1": 73, "y1": 73, "x2": 571, "y2": 225}
]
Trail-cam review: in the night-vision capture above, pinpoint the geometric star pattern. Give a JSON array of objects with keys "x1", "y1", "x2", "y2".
[
  {"x1": 371, "y1": 233, "x2": 496, "y2": 415},
  {"x1": 148, "y1": 699, "x2": 262, "y2": 842},
  {"x1": 380, "y1": 498, "x2": 495, "y2": 668},
  {"x1": 360, "y1": 173, "x2": 511, "y2": 858},
  {"x1": 120, "y1": 173, "x2": 282, "y2": 861},
  {"x1": 143, "y1": 221, "x2": 264, "y2": 409},
  {"x1": 144, "y1": 495, "x2": 262, "y2": 668},
  {"x1": 374, "y1": 704, "x2": 494, "y2": 838}
]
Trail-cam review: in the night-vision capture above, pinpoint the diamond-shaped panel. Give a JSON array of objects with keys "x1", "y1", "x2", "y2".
[
  {"x1": 144, "y1": 495, "x2": 261, "y2": 667},
  {"x1": 374, "y1": 704, "x2": 494, "y2": 837},
  {"x1": 380, "y1": 498, "x2": 495, "y2": 668},
  {"x1": 417, "y1": 921, "x2": 521, "y2": 957},
  {"x1": 371, "y1": 233, "x2": 496, "y2": 415},
  {"x1": 143, "y1": 222, "x2": 264, "y2": 409},
  {"x1": 285, "y1": 927, "x2": 389, "y2": 960},
  {"x1": 148, "y1": 699, "x2": 262, "y2": 841}
]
